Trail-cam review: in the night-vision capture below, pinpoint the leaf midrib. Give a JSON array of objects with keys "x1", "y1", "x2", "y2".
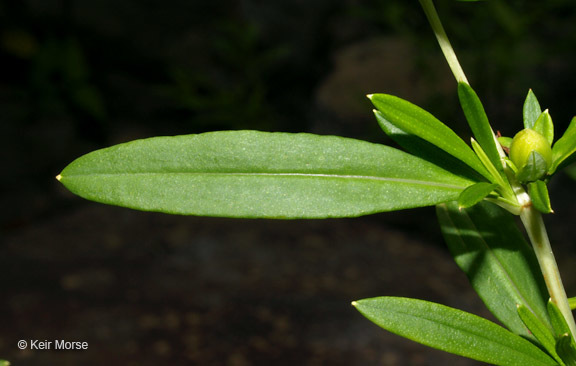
[
  {"x1": 64, "y1": 172, "x2": 469, "y2": 190},
  {"x1": 368, "y1": 302, "x2": 553, "y2": 365},
  {"x1": 447, "y1": 206, "x2": 548, "y2": 327}
]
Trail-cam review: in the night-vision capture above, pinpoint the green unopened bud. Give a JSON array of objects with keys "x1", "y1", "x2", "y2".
[{"x1": 509, "y1": 128, "x2": 552, "y2": 182}]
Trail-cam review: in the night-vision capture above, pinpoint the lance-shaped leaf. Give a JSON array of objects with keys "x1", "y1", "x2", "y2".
[
  {"x1": 548, "y1": 300, "x2": 573, "y2": 338},
  {"x1": 458, "y1": 82, "x2": 503, "y2": 172},
  {"x1": 458, "y1": 182, "x2": 498, "y2": 209},
  {"x1": 369, "y1": 94, "x2": 491, "y2": 180},
  {"x1": 353, "y1": 297, "x2": 557, "y2": 366},
  {"x1": 374, "y1": 110, "x2": 485, "y2": 182},
  {"x1": 517, "y1": 304, "x2": 563, "y2": 364},
  {"x1": 524, "y1": 89, "x2": 542, "y2": 129},
  {"x1": 436, "y1": 201, "x2": 550, "y2": 340},
  {"x1": 57, "y1": 131, "x2": 475, "y2": 219},
  {"x1": 533, "y1": 110, "x2": 554, "y2": 145},
  {"x1": 528, "y1": 181, "x2": 553, "y2": 214},
  {"x1": 551, "y1": 116, "x2": 576, "y2": 174}
]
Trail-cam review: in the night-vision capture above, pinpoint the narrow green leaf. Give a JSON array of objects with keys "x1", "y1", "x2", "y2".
[
  {"x1": 524, "y1": 89, "x2": 543, "y2": 129},
  {"x1": 458, "y1": 82, "x2": 502, "y2": 171},
  {"x1": 548, "y1": 300, "x2": 573, "y2": 338},
  {"x1": 548, "y1": 300, "x2": 576, "y2": 365},
  {"x1": 58, "y1": 131, "x2": 475, "y2": 219},
  {"x1": 458, "y1": 182, "x2": 497, "y2": 209},
  {"x1": 528, "y1": 181, "x2": 553, "y2": 214},
  {"x1": 569, "y1": 297, "x2": 576, "y2": 310},
  {"x1": 353, "y1": 297, "x2": 556, "y2": 366},
  {"x1": 437, "y1": 201, "x2": 550, "y2": 340},
  {"x1": 471, "y1": 138, "x2": 508, "y2": 187},
  {"x1": 533, "y1": 110, "x2": 554, "y2": 145},
  {"x1": 517, "y1": 304, "x2": 563, "y2": 365},
  {"x1": 369, "y1": 94, "x2": 491, "y2": 180},
  {"x1": 374, "y1": 110, "x2": 485, "y2": 182},
  {"x1": 551, "y1": 116, "x2": 576, "y2": 174},
  {"x1": 556, "y1": 334, "x2": 576, "y2": 366}
]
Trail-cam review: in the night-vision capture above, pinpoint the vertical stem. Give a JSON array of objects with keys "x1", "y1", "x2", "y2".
[
  {"x1": 419, "y1": 0, "x2": 469, "y2": 84},
  {"x1": 520, "y1": 206, "x2": 576, "y2": 339}
]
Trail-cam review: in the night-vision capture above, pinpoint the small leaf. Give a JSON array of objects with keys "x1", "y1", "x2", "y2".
[
  {"x1": 524, "y1": 89, "x2": 543, "y2": 129},
  {"x1": 58, "y1": 131, "x2": 475, "y2": 219},
  {"x1": 458, "y1": 182, "x2": 498, "y2": 209},
  {"x1": 528, "y1": 181, "x2": 553, "y2": 214},
  {"x1": 353, "y1": 297, "x2": 557, "y2": 366},
  {"x1": 458, "y1": 82, "x2": 503, "y2": 172},
  {"x1": 557, "y1": 334, "x2": 576, "y2": 366},
  {"x1": 517, "y1": 151, "x2": 549, "y2": 183},
  {"x1": 551, "y1": 116, "x2": 576, "y2": 174},
  {"x1": 369, "y1": 94, "x2": 491, "y2": 180},
  {"x1": 548, "y1": 300, "x2": 573, "y2": 338},
  {"x1": 533, "y1": 110, "x2": 554, "y2": 145},
  {"x1": 437, "y1": 202, "x2": 550, "y2": 340},
  {"x1": 517, "y1": 304, "x2": 563, "y2": 364}
]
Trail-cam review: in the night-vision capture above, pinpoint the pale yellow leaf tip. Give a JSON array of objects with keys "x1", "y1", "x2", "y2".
[
  {"x1": 351, "y1": 301, "x2": 358, "y2": 307},
  {"x1": 366, "y1": 94, "x2": 374, "y2": 100},
  {"x1": 56, "y1": 174, "x2": 62, "y2": 181}
]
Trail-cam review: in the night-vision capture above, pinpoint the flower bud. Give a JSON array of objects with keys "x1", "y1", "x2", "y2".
[{"x1": 509, "y1": 128, "x2": 552, "y2": 182}]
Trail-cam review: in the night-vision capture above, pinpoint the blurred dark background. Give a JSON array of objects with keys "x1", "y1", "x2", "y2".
[{"x1": 1, "y1": 0, "x2": 576, "y2": 365}]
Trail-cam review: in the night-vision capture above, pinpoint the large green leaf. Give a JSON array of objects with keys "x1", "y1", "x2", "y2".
[
  {"x1": 58, "y1": 131, "x2": 474, "y2": 218},
  {"x1": 369, "y1": 94, "x2": 491, "y2": 180},
  {"x1": 436, "y1": 201, "x2": 550, "y2": 340},
  {"x1": 458, "y1": 82, "x2": 503, "y2": 172},
  {"x1": 354, "y1": 297, "x2": 557, "y2": 366}
]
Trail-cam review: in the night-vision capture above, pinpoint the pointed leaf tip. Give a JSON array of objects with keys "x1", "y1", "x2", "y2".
[{"x1": 56, "y1": 174, "x2": 62, "y2": 181}]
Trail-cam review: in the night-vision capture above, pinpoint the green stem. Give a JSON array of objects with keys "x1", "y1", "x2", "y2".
[
  {"x1": 520, "y1": 206, "x2": 576, "y2": 340},
  {"x1": 419, "y1": 0, "x2": 469, "y2": 84}
]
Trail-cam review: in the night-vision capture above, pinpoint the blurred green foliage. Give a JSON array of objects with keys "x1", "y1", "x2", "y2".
[
  {"x1": 0, "y1": 0, "x2": 574, "y2": 141},
  {"x1": 167, "y1": 22, "x2": 289, "y2": 131}
]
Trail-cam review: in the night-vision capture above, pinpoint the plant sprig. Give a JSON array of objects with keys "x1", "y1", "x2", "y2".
[{"x1": 55, "y1": 1, "x2": 576, "y2": 364}]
